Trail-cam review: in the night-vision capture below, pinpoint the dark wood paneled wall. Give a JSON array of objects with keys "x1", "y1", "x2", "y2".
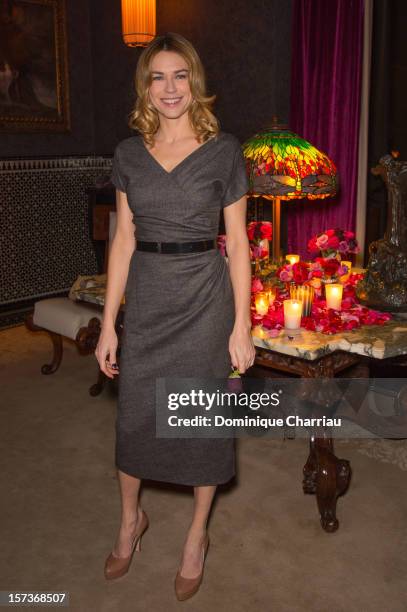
[{"x1": 1, "y1": 0, "x2": 293, "y2": 157}]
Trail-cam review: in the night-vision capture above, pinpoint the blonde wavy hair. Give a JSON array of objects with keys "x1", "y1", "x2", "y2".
[{"x1": 128, "y1": 32, "x2": 220, "y2": 145}]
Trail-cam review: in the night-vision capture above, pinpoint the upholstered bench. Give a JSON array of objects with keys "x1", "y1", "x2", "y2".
[{"x1": 25, "y1": 297, "x2": 102, "y2": 376}]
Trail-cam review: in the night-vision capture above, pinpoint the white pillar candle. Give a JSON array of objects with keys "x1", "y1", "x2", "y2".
[
  {"x1": 325, "y1": 283, "x2": 343, "y2": 310},
  {"x1": 283, "y1": 299, "x2": 302, "y2": 330},
  {"x1": 255, "y1": 292, "x2": 269, "y2": 316},
  {"x1": 286, "y1": 254, "x2": 300, "y2": 265}
]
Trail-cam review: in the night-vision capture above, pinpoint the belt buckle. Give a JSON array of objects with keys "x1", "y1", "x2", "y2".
[{"x1": 156, "y1": 242, "x2": 162, "y2": 253}]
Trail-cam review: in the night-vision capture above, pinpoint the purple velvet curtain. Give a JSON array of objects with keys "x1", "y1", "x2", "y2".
[{"x1": 286, "y1": 0, "x2": 364, "y2": 257}]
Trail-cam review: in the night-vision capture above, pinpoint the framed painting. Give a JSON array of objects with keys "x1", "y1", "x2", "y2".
[{"x1": 0, "y1": 0, "x2": 70, "y2": 132}]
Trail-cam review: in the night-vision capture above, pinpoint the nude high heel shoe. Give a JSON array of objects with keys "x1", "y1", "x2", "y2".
[
  {"x1": 104, "y1": 509, "x2": 149, "y2": 580},
  {"x1": 174, "y1": 534, "x2": 210, "y2": 601}
]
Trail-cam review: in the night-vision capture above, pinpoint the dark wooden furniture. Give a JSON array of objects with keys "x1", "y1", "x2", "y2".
[{"x1": 253, "y1": 347, "x2": 362, "y2": 533}]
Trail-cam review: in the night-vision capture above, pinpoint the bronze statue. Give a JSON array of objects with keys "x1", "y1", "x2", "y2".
[{"x1": 357, "y1": 153, "x2": 407, "y2": 311}]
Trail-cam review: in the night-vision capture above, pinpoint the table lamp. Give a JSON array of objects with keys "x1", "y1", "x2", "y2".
[{"x1": 242, "y1": 118, "x2": 338, "y2": 259}]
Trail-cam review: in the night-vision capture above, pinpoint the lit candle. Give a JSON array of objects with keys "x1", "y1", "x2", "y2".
[
  {"x1": 262, "y1": 281, "x2": 276, "y2": 305},
  {"x1": 255, "y1": 292, "x2": 270, "y2": 316},
  {"x1": 283, "y1": 299, "x2": 302, "y2": 330},
  {"x1": 340, "y1": 261, "x2": 352, "y2": 282},
  {"x1": 286, "y1": 254, "x2": 300, "y2": 265},
  {"x1": 325, "y1": 283, "x2": 343, "y2": 310},
  {"x1": 290, "y1": 284, "x2": 314, "y2": 317}
]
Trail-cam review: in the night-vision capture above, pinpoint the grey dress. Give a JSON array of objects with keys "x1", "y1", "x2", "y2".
[{"x1": 110, "y1": 130, "x2": 249, "y2": 486}]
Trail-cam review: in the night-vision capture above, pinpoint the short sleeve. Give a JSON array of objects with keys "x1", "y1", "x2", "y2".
[
  {"x1": 222, "y1": 141, "x2": 249, "y2": 208},
  {"x1": 110, "y1": 145, "x2": 127, "y2": 193}
]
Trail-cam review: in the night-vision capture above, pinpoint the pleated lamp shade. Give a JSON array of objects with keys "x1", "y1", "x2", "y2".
[{"x1": 121, "y1": 0, "x2": 156, "y2": 47}]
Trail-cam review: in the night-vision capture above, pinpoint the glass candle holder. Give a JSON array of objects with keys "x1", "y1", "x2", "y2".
[
  {"x1": 255, "y1": 292, "x2": 270, "y2": 316},
  {"x1": 283, "y1": 299, "x2": 302, "y2": 330},
  {"x1": 286, "y1": 254, "x2": 300, "y2": 265},
  {"x1": 325, "y1": 283, "x2": 343, "y2": 310},
  {"x1": 290, "y1": 284, "x2": 315, "y2": 317},
  {"x1": 262, "y1": 280, "x2": 276, "y2": 305}
]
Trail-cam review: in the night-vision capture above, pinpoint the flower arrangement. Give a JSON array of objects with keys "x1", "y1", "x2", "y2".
[
  {"x1": 308, "y1": 228, "x2": 360, "y2": 259},
  {"x1": 249, "y1": 226, "x2": 390, "y2": 336},
  {"x1": 276, "y1": 259, "x2": 349, "y2": 294},
  {"x1": 251, "y1": 277, "x2": 391, "y2": 336},
  {"x1": 217, "y1": 221, "x2": 273, "y2": 260},
  {"x1": 247, "y1": 221, "x2": 272, "y2": 260}
]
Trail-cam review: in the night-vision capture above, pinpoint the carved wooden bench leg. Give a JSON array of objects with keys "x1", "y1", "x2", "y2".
[
  {"x1": 303, "y1": 434, "x2": 351, "y2": 533},
  {"x1": 25, "y1": 314, "x2": 64, "y2": 374},
  {"x1": 76, "y1": 317, "x2": 110, "y2": 396}
]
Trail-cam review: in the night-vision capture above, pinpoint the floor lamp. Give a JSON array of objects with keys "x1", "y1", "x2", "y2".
[{"x1": 242, "y1": 118, "x2": 338, "y2": 260}]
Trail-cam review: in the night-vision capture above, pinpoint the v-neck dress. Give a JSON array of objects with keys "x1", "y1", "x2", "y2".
[{"x1": 110, "y1": 130, "x2": 249, "y2": 486}]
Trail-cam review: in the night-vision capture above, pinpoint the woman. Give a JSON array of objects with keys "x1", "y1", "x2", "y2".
[{"x1": 95, "y1": 32, "x2": 255, "y2": 601}]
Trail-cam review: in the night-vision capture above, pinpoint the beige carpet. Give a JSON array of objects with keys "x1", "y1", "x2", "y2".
[{"x1": 1, "y1": 324, "x2": 406, "y2": 612}]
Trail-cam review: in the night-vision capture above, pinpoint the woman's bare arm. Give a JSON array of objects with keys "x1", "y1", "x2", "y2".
[
  {"x1": 223, "y1": 196, "x2": 255, "y2": 372},
  {"x1": 95, "y1": 189, "x2": 135, "y2": 377}
]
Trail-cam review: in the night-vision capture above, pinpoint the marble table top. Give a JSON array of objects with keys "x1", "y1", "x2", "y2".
[
  {"x1": 69, "y1": 275, "x2": 407, "y2": 362},
  {"x1": 252, "y1": 318, "x2": 407, "y2": 361}
]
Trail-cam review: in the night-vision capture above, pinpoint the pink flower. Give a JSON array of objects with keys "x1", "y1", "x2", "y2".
[
  {"x1": 251, "y1": 278, "x2": 263, "y2": 293},
  {"x1": 279, "y1": 269, "x2": 293, "y2": 282},
  {"x1": 338, "y1": 241, "x2": 349, "y2": 253},
  {"x1": 316, "y1": 234, "x2": 329, "y2": 249}
]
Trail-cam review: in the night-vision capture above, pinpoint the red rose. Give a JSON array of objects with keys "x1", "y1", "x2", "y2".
[
  {"x1": 322, "y1": 260, "x2": 340, "y2": 276},
  {"x1": 327, "y1": 236, "x2": 340, "y2": 249},
  {"x1": 260, "y1": 223, "x2": 272, "y2": 240}
]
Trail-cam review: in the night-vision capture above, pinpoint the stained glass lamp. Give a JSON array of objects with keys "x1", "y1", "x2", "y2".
[{"x1": 242, "y1": 118, "x2": 338, "y2": 259}]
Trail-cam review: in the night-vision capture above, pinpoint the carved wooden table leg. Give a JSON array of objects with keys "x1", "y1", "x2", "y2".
[
  {"x1": 300, "y1": 356, "x2": 354, "y2": 532},
  {"x1": 303, "y1": 433, "x2": 351, "y2": 532},
  {"x1": 254, "y1": 347, "x2": 357, "y2": 531}
]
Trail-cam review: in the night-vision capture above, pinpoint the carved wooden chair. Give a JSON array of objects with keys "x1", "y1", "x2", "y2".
[{"x1": 25, "y1": 205, "x2": 115, "y2": 393}]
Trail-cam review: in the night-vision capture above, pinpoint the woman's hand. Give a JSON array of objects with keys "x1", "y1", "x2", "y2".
[
  {"x1": 95, "y1": 324, "x2": 119, "y2": 379},
  {"x1": 229, "y1": 324, "x2": 256, "y2": 374}
]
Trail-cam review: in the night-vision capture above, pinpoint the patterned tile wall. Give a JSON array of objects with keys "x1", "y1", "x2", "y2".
[{"x1": 0, "y1": 157, "x2": 113, "y2": 306}]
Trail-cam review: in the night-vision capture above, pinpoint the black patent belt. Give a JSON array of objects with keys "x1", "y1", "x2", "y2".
[{"x1": 136, "y1": 239, "x2": 216, "y2": 254}]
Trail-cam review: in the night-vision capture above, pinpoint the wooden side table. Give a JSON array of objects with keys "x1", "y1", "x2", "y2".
[
  {"x1": 253, "y1": 346, "x2": 359, "y2": 533},
  {"x1": 252, "y1": 321, "x2": 407, "y2": 532}
]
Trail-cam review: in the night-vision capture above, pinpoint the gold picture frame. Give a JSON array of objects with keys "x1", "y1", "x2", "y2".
[{"x1": 0, "y1": 0, "x2": 70, "y2": 132}]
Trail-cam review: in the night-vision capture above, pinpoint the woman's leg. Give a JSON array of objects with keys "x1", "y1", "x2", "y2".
[
  {"x1": 112, "y1": 470, "x2": 144, "y2": 557},
  {"x1": 178, "y1": 485, "x2": 216, "y2": 577}
]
